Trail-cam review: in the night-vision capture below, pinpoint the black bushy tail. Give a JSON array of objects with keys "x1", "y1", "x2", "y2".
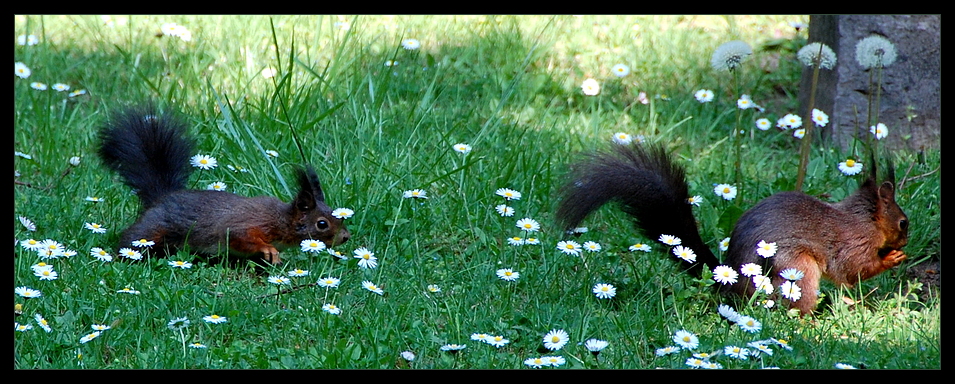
[
  {"x1": 98, "y1": 104, "x2": 195, "y2": 209},
  {"x1": 556, "y1": 144, "x2": 718, "y2": 275}
]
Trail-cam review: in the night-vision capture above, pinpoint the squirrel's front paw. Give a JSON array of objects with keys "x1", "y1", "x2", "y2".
[
  {"x1": 882, "y1": 249, "x2": 907, "y2": 267},
  {"x1": 262, "y1": 246, "x2": 282, "y2": 265}
]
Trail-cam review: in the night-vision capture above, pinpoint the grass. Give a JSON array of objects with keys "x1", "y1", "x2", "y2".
[{"x1": 14, "y1": 15, "x2": 940, "y2": 369}]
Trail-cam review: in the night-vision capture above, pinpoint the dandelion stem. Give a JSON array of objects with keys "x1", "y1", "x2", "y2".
[{"x1": 795, "y1": 44, "x2": 824, "y2": 191}]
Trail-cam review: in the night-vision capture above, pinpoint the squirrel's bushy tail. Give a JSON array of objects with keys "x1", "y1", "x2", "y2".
[
  {"x1": 98, "y1": 104, "x2": 195, "y2": 209},
  {"x1": 556, "y1": 144, "x2": 718, "y2": 275}
]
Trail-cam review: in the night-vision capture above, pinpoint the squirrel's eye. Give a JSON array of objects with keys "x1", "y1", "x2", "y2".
[
  {"x1": 899, "y1": 219, "x2": 908, "y2": 231},
  {"x1": 316, "y1": 220, "x2": 329, "y2": 230}
]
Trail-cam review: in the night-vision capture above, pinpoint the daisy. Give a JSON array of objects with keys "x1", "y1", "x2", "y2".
[
  {"x1": 34, "y1": 314, "x2": 52, "y2": 332},
  {"x1": 516, "y1": 217, "x2": 540, "y2": 232},
  {"x1": 207, "y1": 181, "x2": 227, "y2": 191},
  {"x1": 673, "y1": 329, "x2": 699, "y2": 350},
  {"x1": 629, "y1": 243, "x2": 651, "y2": 252},
  {"x1": 592, "y1": 283, "x2": 617, "y2": 299},
  {"x1": 793, "y1": 128, "x2": 806, "y2": 139},
  {"x1": 119, "y1": 248, "x2": 142, "y2": 260},
  {"x1": 300, "y1": 239, "x2": 326, "y2": 253},
  {"x1": 69, "y1": 89, "x2": 87, "y2": 98},
  {"x1": 771, "y1": 338, "x2": 794, "y2": 351},
  {"x1": 719, "y1": 237, "x2": 730, "y2": 251},
  {"x1": 495, "y1": 204, "x2": 515, "y2": 217},
  {"x1": 400, "y1": 351, "x2": 415, "y2": 361},
  {"x1": 328, "y1": 248, "x2": 347, "y2": 259},
  {"x1": 452, "y1": 143, "x2": 472, "y2": 154},
  {"x1": 353, "y1": 247, "x2": 378, "y2": 269},
  {"x1": 84, "y1": 222, "x2": 107, "y2": 234},
  {"x1": 169, "y1": 260, "x2": 193, "y2": 269},
  {"x1": 30, "y1": 82, "x2": 47, "y2": 90},
  {"x1": 655, "y1": 346, "x2": 681, "y2": 356},
  {"x1": 268, "y1": 276, "x2": 291, "y2": 285},
  {"x1": 321, "y1": 303, "x2": 342, "y2": 315},
  {"x1": 317, "y1": 277, "x2": 341, "y2": 288},
  {"x1": 687, "y1": 195, "x2": 703, "y2": 206},
  {"x1": 524, "y1": 357, "x2": 546, "y2": 368},
  {"x1": 582, "y1": 241, "x2": 601, "y2": 252},
  {"x1": 189, "y1": 154, "x2": 218, "y2": 170},
  {"x1": 15, "y1": 286, "x2": 42, "y2": 298},
  {"x1": 712, "y1": 265, "x2": 739, "y2": 285},
  {"x1": 189, "y1": 342, "x2": 208, "y2": 349},
  {"x1": 779, "y1": 268, "x2": 805, "y2": 281},
  {"x1": 694, "y1": 89, "x2": 714, "y2": 103},
  {"x1": 686, "y1": 357, "x2": 706, "y2": 368},
  {"x1": 524, "y1": 237, "x2": 540, "y2": 245},
  {"x1": 507, "y1": 236, "x2": 524, "y2": 246},
  {"x1": 777, "y1": 113, "x2": 803, "y2": 129},
  {"x1": 739, "y1": 263, "x2": 763, "y2": 277},
  {"x1": 580, "y1": 78, "x2": 600, "y2": 96},
  {"x1": 288, "y1": 269, "x2": 309, "y2": 277},
  {"x1": 748, "y1": 341, "x2": 774, "y2": 357},
  {"x1": 556, "y1": 240, "x2": 582, "y2": 256},
  {"x1": 713, "y1": 183, "x2": 737, "y2": 200},
  {"x1": 17, "y1": 34, "x2": 39, "y2": 46},
  {"x1": 724, "y1": 345, "x2": 750, "y2": 360},
  {"x1": 15, "y1": 62, "x2": 31, "y2": 78},
  {"x1": 584, "y1": 338, "x2": 609, "y2": 353},
  {"x1": 440, "y1": 344, "x2": 466, "y2": 352},
  {"x1": 15, "y1": 323, "x2": 33, "y2": 332},
  {"x1": 131, "y1": 238, "x2": 155, "y2": 248},
  {"x1": 496, "y1": 268, "x2": 520, "y2": 281},
  {"x1": 85, "y1": 196, "x2": 104, "y2": 202},
  {"x1": 332, "y1": 207, "x2": 354, "y2": 219},
  {"x1": 116, "y1": 287, "x2": 141, "y2": 295},
  {"x1": 401, "y1": 38, "x2": 420, "y2": 50},
  {"x1": 91, "y1": 324, "x2": 111, "y2": 331},
  {"x1": 737, "y1": 95, "x2": 754, "y2": 110},
  {"x1": 31, "y1": 262, "x2": 54, "y2": 273},
  {"x1": 752, "y1": 275, "x2": 774, "y2": 294},
  {"x1": 35, "y1": 269, "x2": 58, "y2": 281},
  {"x1": 838, "y1": 159, "x2": 864, "y2": 175},
  {"x1": 736, "y1": 315, "x2": 762, "y2": 333},
  {"x1": 811, "y1": 108, "x2": 829, "y2": 127},
  {"x1": 798, "y1": 42, "x2": 837, "y2": 69},
  {"x1": 870, "y1": 123, "x2": 888, "y2": 140},
  {"x1": 470, "y1": 333, "x2": 490, "y2": 343},
  {"x1": 658, "y1": 234, "x2": 681, "y2": 246},
  {"x1": 38, "y1": 239, "x2": 66, "y2": 255},
  {"x1": 495, "y1": 188, "x2": 521, "y2": 200},
  {"x1": 612, "y1": 132, "x2": 633, "y2": 145},
  {"x1": 90, "y1": 247, "x2": 113, "y2": 262},
  {"x1": 755, "y1": 118, "x2": 772, "y2": 131},
  {"x1": 362, "y1": 280, "x2": 384, "y2": 295},
  {"x1": 672, "y1": 245, "x2": 697, "y2": 263},
  {"x1": 426, "y1": 284, "x2": 441, "y2": 293},
  {"x1": 779, "y1": 281, "x2": 802, "y2": 301},
  {"x1": 487, "y1": 335, "x2": 509, "y2": 348},
  {"x1": 19, "y1": 216, "x2": 36, "y2": 231},
  {"x1": 756, "y1": 240, "x2": 777, "y2": 258},
  {"x1": 167, "y1": 317, "x2": 190, "y2": 330},
  {"x1": 611, "y1": 63, "x2": 630, "y2": 77},
  {"x1": 543, "y1": 329, "x2": 569, "y2": 351},
  {"x1": 717, "y1": 304, "x2": 741, "y2": 322},
  {"x1": 835, "y1": 363, "x2": 858, "y2": 369},
  {"x1": 20, "y1": 238, "x2": 43, "y2": 251},
  {"x1": 855, "y1": 35, "x2": 897, "y2": 69},
  {"x1": 543, "y1": 355, "x2": 566, "y2": 367},
  {"x1": 711, "y1": 40, "x2": 752, "y2": 71},
  {"x1": 264, "y1": 150, "x2": 279, "y2": 158},
  {"x1": 403, "y1": 189, "x2": 427, "y2": 199},
  {"x1": 79, "y1": 331, "x2": 102, "y2": 344},
  {"x1": 203, "y1": 314, "x2": 228, "y2": 324}
]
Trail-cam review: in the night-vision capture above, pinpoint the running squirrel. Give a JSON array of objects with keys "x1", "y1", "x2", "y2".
[
  {"x1": 98, "y1": 104, "x2": 350, "y2": 265},
  {"x1": 556, "y1": 144, "x2": 908, "y2": 315}
]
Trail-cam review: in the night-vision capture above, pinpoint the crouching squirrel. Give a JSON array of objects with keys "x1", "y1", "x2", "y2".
[
  {"x1": 98, "y1": 104, "x2": 349, "y2": 265},
  {"x1": 556, "y1": 144, "x2": 908, "y2": 315}
]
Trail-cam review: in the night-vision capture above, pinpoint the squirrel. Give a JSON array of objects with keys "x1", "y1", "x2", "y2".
[
  {"x1": 556, "y1": 144, "x2": 908, "y2": 315},
  {"x1": 98, "y1": 104, "x2": 350, "y2": 265}
]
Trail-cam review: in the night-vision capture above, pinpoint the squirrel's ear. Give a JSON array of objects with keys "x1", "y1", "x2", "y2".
[
  {"x1": 878, "y1": 181, "x2": 897, "y2": 202},
  {"x1": 293, "y1": 166, "x2": 326, "y2": 211}
]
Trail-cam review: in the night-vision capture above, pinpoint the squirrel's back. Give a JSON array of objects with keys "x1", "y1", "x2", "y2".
[{"x1": 98, "y1": 105, "x2": 195, "y2": 209}]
